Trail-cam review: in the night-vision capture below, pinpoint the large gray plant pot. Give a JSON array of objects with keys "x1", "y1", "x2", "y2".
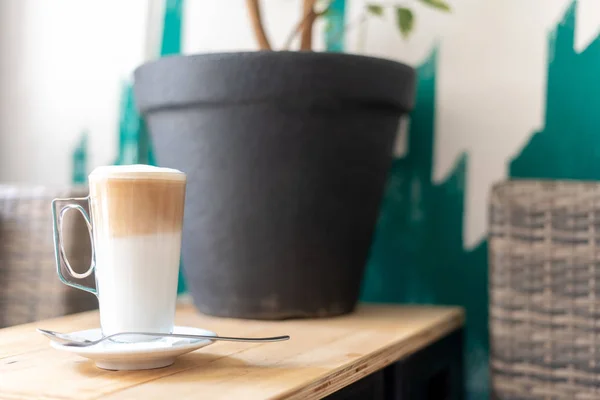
[{"x1": 134, "y1": 51, "x2": 416, "y2": 319}]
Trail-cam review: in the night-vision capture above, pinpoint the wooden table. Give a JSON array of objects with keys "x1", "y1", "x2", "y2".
[{"x1": 0, "y1": 304, "x2": 464, "y2": 399}]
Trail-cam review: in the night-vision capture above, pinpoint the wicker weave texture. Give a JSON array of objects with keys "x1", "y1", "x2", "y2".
[
  {"x1": 0, "y1": 186, "x2": 97, "y2": 328},
  {"x1": 490, "y1": 180, "x2": 600, "y2": 399}
]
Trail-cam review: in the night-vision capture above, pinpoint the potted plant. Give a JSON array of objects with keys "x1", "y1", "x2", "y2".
[{"x1": 133, "y1": 0, "x2": 450, "y2": 319}]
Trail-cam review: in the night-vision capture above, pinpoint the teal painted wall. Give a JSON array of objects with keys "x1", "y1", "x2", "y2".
[
  {"x1": 325, "y1": 0, "x2": 346, "y2": 52},
  {"x1": 71, "y1": 132, "x2": 88, "y2": 185},
  {"x1": 362, "y1": 1, "x2": 600, "y2": 398},
  {"x1": 510, "y1": 2, "x2": 600, "y2": 180},
  {"x1": 362, "y1": 48, "x2": 489, "y2": 397}
]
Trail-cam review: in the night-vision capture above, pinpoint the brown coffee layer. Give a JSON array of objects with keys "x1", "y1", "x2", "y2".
[{"x1": 89, "y1": 178, "x2": 186, "y2": 237}]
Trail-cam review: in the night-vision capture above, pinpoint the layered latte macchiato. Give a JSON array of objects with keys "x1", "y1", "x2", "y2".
[{"x1": 88, "y1": 165, "x2": 186, "y2": 337}]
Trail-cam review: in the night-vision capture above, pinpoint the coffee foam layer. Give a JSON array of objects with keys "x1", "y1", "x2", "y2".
[{"x1": 89, "y1": 165, "x2": 186, "y2": 181}]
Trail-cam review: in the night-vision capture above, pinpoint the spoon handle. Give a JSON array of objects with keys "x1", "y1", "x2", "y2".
[{"x1": 104, "y1": 332, "x2": 290, "y2": 343}]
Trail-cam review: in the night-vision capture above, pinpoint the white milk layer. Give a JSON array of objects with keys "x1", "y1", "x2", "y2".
[{"x1": 95, "y1": 231, "x2": 182, "y2": 336}]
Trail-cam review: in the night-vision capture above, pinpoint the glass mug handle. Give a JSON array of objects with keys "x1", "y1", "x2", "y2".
[{"x1": 51, "y1": 197, "x2": 97, "y2": 296}]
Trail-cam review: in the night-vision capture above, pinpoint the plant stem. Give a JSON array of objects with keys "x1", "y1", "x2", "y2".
[
  {"x1": 299, "y1": 0, "x2": 318, "y2": 50},
  {"x1": 246, "y1": 0, "x2": 272, "y2": 50},
  {"x1": 283, "y1": 2, "x2": 331, "y2": 50}
]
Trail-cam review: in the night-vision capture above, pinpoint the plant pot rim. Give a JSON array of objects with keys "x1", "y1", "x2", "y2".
[{"x1": 134, "y1": 51, "x2": 416, "y2": 114}]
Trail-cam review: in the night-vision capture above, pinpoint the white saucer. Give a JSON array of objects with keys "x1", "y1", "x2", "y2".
[{"x1": 49, "y1": 326, "x2": 215, "y2": 371}]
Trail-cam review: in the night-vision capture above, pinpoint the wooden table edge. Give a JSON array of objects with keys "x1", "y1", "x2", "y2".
[{"x1": 278, "y1": 307, "x2": 465, "y2": 400}]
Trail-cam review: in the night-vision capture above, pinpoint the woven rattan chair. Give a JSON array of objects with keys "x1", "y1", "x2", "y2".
[
  {"x1": 489, "y1": 180, "x2": 600, "y2": 399},
  {"x1": 0, "y1": 186, "x2": 97, "y2": 328}
]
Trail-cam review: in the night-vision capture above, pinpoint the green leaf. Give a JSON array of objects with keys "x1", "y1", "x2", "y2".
[
  {"x1": 418, "y1": 0, "x2": 451, "y2": 12},
  {"x1": 396, "y1": 7, "x2": 414, "y2": 38},
  {"x1": 367, "y1": 4, "x2": 384, "y2": 16}
]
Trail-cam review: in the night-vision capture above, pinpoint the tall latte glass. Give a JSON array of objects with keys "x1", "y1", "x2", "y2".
[{"x1": 52, "y1": 165, "x2": 186, "y2": 340}]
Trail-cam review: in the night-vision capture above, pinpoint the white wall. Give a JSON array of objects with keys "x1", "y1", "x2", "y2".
[
  {"x1": 2, "y1": 0, "x2": 600, "y2": 245},
  {"x1": 0, "y1": 0, "x2": 148, "y2": 185}
]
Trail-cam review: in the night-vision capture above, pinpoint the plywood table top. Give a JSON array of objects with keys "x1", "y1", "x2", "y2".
[{"x1": 0, "y1": 303, "x2": 464, "y2": 399}]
